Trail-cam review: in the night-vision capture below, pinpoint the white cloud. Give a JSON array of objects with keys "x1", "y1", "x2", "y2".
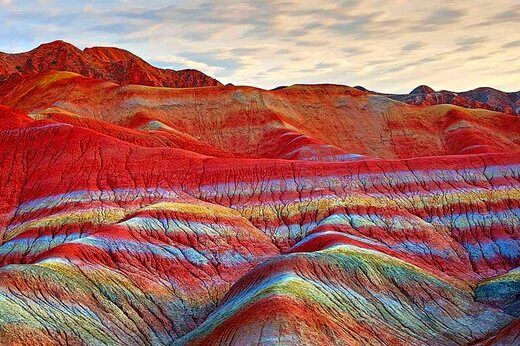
[{"x1": 152, "y1": 54, "x2": 224, "y2": 75}]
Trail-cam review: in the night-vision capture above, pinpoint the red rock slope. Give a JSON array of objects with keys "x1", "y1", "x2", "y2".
[
  {"x1": 1, "y1": 71, "x2": 519, "y2": 161},
  {"x1": 0, "y1": 40, "x2": 221, "y2": 88},
  {"x1": 388, "y1": 85, "x2": 520, "y2": 116}
]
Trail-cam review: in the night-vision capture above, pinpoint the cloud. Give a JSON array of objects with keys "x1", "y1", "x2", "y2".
[
  {"x1": 315, "y1": 62, "x2": 336, "y2": 69},
  {"x1": 424, "y1": 8, "x2": 467, "y2": 25},
  {"x1": 343, "y1": 47, "x2": 370, "y2": 56},
  {"x1": 454, "y1": 36, "x2": 488, "y2": 52},
  {"x1": 410, "y1": 7, "x2": 467, "y2": 32},
  {"x1": 295, "y1": 40, "x2": 329, "y2": 47},
  {"x1": 471, "y1": 4, "x2": 520, "y2": 26},
  {"x1": 401, "y1": 41, "x2": 426, "y2": 53},
  {"x1": 151, "y1": 55, "x2": 224, "y2": 75},
  {"x1": 327, "y1": 11, "x2": 402, "y2": 39},
  {"x1": 502, "y1": 40, "x2": 520, "y2": 48},
  {"x1": 466, "y1": 55, "x2": 488, "y2": 61},
  {"x1": 285, "y1": 23, "x2": 323, "y2": 38},
  {"x1": 490, "y1": 4, "x2": 520, "y2": 23}
]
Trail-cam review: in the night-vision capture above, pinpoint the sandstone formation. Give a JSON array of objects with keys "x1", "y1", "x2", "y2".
[
  {"x1": 0, "y1": 40, "x2": 221, "y2": 88},
  {"x1": 0, "y1": 41, "x2": 518, "y2": 345}
]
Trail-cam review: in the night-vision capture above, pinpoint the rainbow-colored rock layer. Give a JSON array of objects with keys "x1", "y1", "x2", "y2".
[{"x1": 0, "y1": 69, "x2": 519, "y2": 345}]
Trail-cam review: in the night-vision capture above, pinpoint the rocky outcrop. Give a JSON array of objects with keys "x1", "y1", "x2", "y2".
[
  {"x1": 391, "y1": 86, "x2": 520, "y2": 115},
  {"x1": 0, "y1": 40, "x2": 221, "y2": 88},
  {"x1": 410, "y1": 84, "x2": 435, "y2": 94}
]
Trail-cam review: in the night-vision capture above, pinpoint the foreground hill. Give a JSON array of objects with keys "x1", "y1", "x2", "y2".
[
  {"x1": 0, "y1": 45, "x2": 518, "y2": 345},
  {"x1": 0, "y1": 40, "x2": 221, "y2": 88}
]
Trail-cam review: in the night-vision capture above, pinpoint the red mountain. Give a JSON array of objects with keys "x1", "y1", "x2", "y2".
[
  {"x1": 390, "y1": 85, "x2": 520, "y2": 115},
  {"x1": 0, "y1": 42, "x2": 518, "y2": 345},
  {"x1": 0, "y1": 40, "x2": 221, "y2": 87}
]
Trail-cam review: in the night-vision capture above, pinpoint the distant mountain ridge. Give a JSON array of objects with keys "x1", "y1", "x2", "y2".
[
  {"x1": 354, "y1": 84, "x2": 520, "y2": 115},
  {"x1": 1, "y1": 40, "x2": 518, "y2": 115},
  {"x1": 391, "y1": 85, "x2": 520, "y2": 116},
  {"x1": 0, "y1": 40, "x2": 222, "y2": 88}
]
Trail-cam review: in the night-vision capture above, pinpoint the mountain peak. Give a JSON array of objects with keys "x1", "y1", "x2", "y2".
[
  {"x1": 0, "y1": 40, "x2": 221, "y2": 88},
  {"x1": 410, "y1": 85, "x2": 435, "y2": 94},
  {"x1": 83, "y1": 46, "x2": 142, "y2": 63},
  {"x1": 31, "y1": 40, "x2": 83, "y2": 55},
  {"x1": 37, "y1": 39, "x2": 77, "y2": 48}
]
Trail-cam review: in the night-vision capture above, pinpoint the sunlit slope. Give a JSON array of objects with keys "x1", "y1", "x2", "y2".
[{"x1": 1, "y1": 72, "x2": 519, "y2": 161}]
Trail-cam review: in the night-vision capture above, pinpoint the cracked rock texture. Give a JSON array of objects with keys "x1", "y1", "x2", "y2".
[{"x1": 0, "y1": 43, "x2": 519, "y2": 346}]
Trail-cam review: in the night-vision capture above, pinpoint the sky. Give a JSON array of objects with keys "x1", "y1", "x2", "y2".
[{"x1": 0, "y1": 0, "x2": 519, "y2": 93}]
